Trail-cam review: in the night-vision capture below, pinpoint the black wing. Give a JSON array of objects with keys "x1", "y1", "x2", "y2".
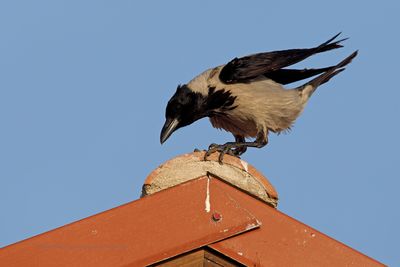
[
  {"x1": 219, "y1": 33, "x2": 347, "y2": 84},
  {"x1": 263, "y1": 67, "x2": 332, "y2": 85}
]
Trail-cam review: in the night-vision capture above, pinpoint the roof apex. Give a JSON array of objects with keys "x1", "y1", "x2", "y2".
[{"x1": 142, "y1": 151, "x2": 278, "y2": 207}]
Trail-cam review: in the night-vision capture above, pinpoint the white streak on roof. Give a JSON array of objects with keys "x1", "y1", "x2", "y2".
[
  {"x1": 240, "y1": 159, "x2": 249, "y2": 172},
  {"x1": 205, "y1": 177, "x2": 211, "y2": 213}
]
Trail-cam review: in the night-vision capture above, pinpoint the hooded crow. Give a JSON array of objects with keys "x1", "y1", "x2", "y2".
[{"x1": 161, "y1": 33, "x2": 358, "y2": 162}]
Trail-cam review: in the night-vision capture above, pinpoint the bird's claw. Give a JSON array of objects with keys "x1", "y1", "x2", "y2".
[{"x1": 204, "y1": 143, "x2": 240, "y2": 164}]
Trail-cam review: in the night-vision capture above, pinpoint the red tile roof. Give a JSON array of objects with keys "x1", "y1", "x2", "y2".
[{"x1": 0, "y1": 153, "x2": 385, "y2": 267}]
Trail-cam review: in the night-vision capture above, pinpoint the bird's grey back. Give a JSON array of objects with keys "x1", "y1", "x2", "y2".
[{"x1": 188, "y1": 67, "x2": 307, "y2": 136}]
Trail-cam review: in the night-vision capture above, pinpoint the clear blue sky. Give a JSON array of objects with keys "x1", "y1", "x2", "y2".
[{"x1": 1, "y1": 1, "x2": 398, "y2": 265}]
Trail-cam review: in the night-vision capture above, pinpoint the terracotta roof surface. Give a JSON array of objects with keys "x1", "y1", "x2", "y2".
[{"x1": 0, "y1": 153, "x2": 385, "y2": 267}]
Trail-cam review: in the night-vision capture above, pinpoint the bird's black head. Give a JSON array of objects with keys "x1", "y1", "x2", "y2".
[{"x1": 160, "y1": 84, "x2": 206, "y2": 144}]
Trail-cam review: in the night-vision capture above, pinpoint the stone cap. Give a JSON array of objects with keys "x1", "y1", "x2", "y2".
[{"x1": 141, "y1": 151, "x2": 278, "y2": 208}]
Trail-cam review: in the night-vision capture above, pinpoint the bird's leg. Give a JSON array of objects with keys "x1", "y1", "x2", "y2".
[
  {"x1": 204, "y1": 133, "x2": 268, "y2": 163},
  {"x1": 232, "y1": 135, "x2": 247, "y2": 156},
  {"x1": 204, "y1": 135, "x2": 245, "y2": 161},
  {"x1": 205, "y1": 143, "x2": 237, "y2": 161}
]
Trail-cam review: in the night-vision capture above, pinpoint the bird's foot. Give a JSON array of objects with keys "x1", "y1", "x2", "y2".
[{"x1": 204, "y1": 143, "x2": 242, "y2": 164}]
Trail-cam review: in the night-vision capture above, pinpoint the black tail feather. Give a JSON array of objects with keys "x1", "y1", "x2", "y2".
[
  {"x1": 299, "y1": 50, "x2": 358, "y2": 96},
  {"x1": 315, "y1": 32, "x2": 348, "y2": 53},
  {"x1": 265, "y1": 67, "x2": 332, "y2": 85}
]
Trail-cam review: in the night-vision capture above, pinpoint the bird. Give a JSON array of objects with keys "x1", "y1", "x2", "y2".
[{"x1": 160, "y1": 33, "x2": 358, "y2": 163}]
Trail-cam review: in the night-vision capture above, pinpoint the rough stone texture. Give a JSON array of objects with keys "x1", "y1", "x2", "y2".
[{"x1": 142, "y1": 151, "x2": 278, "y2": 208}]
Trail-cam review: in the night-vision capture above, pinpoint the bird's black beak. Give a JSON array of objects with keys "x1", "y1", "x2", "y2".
[{"x1": 160, "y1": 118, "x2": 180, "y2": 144}]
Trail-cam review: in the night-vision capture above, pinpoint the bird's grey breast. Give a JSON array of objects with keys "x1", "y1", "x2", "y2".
[{"x1": 209, "y1": 113, "x2": 258, "y2": 138}]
